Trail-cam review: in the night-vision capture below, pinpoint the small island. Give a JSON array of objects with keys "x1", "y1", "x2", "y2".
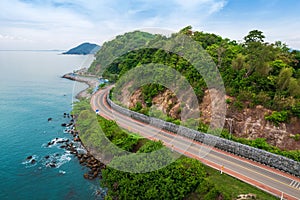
[{"x1": 63, "y1": 42, "x2": 101, "y2": 55}]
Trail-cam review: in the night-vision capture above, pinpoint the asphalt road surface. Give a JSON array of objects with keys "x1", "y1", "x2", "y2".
[{"x1": 91, "y1": 87, "x2": 300, "y2": 200}]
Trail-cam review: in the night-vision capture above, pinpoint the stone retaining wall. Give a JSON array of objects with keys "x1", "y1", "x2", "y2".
[{"x1": 107, "y1": 95, "x2": 300, "y2": 177}]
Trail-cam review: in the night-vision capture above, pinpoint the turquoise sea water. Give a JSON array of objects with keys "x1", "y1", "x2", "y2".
[{"x1": 0, "y1": 51, "x2": 104, "y2": 199}]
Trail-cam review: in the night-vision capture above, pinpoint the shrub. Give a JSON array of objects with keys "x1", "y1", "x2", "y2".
[
  {"x1": 233, "y1": 100, "x2": 244, "y2": 110},
  {"x1": 99, "y1": 83, "x2": 106, "y2": 88},
  {"x1": 253, "y1": 91, "x2": 271, "y2": 106},
  {"x1": 294, "y1": 134, "x2": 300, "y2": 141},
  {"x1": 237, "y1": 90, "x2": 253, "y2": 102},
  {"x1": 225, "y1": 98, "x2": 231, "y2": 104},
  {"x1": 87, "y1": 87, "x2": 93, "y2": 94},
  {"x1": 265, "y1": 111, "x2": 289, "y2": 126},
  {"x1": 291, "y1": 103, "x2": 300, "y2": 117},
  {"x1": 131, "y1": 102, "x2": 143, "y2": 112}
]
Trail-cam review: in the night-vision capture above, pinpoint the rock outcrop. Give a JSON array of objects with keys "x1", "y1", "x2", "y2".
[
  {"x1": 200, "y1": 90, "x2": 300, "y2": 150},
  {"x1": 128, "y1": 88, "x2": 300, "y2": 150}
]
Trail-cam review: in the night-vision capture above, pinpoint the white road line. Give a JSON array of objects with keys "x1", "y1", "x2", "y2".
[
  {"x1": 93, "y1": 89, "x2": 300, "y2": 199},
  {"x1": 291, "y1": 180, "x2": 298, "y2": 187}
]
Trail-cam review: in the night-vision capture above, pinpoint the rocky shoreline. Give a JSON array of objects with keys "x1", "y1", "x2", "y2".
[
  {"x1": 61, "y1": 74, "x2": 107, "y2": 180},
  {"x1": 62, "y1": 119, "x2": 106, "y2": 180},
  {"x1": 25, "y1": 112, "x2": 106, "y2": 181}
]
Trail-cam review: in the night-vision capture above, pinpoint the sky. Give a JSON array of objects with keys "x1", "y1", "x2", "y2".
[{"x1": 1, "y1": 0, "x2": 300, "y2": 50}]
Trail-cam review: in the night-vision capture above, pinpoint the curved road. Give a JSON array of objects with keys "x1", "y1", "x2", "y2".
[{"x1": 91, "y1": 87, "x2": 300, "y2": 200}]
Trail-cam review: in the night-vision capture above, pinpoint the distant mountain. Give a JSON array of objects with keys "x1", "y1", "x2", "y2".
[{"x1": 63, "y1": 42, "x2": 101, "y2": 55}]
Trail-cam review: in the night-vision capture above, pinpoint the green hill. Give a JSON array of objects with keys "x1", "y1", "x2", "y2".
[
  {"x1": 88, "y1": 31, "x2": 156, "y2": 75},
  {"x1": 63, "y1": 42, "x2": 101, "y2": 55},
  {"x1": 87, "y1": 27, "x2": 300, "y2": 160},
  {"x1": 90, "y1": 27, "x2": 300, "y2": 117}
]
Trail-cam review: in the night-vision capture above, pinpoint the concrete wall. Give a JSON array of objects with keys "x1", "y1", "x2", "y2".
[{"x1": 107, "y1": 95, "x2": 300, "y2": 177}]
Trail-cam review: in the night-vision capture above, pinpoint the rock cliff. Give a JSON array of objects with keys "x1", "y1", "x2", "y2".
[{"x1": 127, "y1": 88, "x2": 300, "y2": 150}]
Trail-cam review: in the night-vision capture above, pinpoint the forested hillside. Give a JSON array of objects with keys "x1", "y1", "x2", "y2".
[
  {"x1": 88, "y1": 27, "x2": 300, "y2": 154},
  {"x1": 91, "y1": 26, "x2": 300, "y2": 114}
]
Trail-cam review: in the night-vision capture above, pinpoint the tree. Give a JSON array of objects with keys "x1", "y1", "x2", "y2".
[
  {"x1": 277, "y1": 67, "x2": 293, "y2": 91},
  {"x1": 288, "y1": 78, "x2": 300, "y2": 97},
  {"x1": 270, "y1": 59, "x2": 287, "y2": 75},
  {"x1": 232, "y1": 53, "x2": 248, "y2": 70},
  {"x1": 244, "y1": 43, "x2": 274, "y2": 77},
  {"x1": 291, "y1": 50, "x2": 300, "y2": 70},
  {"x1": 243, "y1": 31, "x2": 275, "y2": 77},
  {"x1": 206, "y1": 43, "x2": 227, "y2": 68},
  {"x1": 192, "y1": 31, "x2": 223, "y2": 49},
  {"x1": 244, "y1": 30, "x2": 265, "y2": 44},
  {"x1": 274, "y1": 41, "x2": 295, "y2": 66},
  {"x1": 179, "y1": 25, "x2": 193, "y2": 36},
  {"x1": 274, "y1": 41, "x2": 289, "y2": 52}
]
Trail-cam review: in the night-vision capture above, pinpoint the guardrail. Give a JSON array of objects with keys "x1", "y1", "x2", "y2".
[{"x1": 106, "y1": 93, "x2": 300, "y2": 177}]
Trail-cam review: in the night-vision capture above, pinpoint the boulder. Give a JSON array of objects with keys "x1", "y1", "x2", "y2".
[
  {"x1": 74, "y1": 137, "x2": 81, "y2": 142},
  {"x1": 93, "y1": 171, "x2": 98, "y2": 178},
  {"x1": 83, "y1": 173, "x2": 89, "y2": 179},
  {"x1": 26, "y1": 155, "x2": 33, "y2": 160},
  {"x1": 49, "y1": 163, "x2": 56, "y2": 168}
]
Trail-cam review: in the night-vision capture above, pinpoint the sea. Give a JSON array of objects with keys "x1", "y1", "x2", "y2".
[{"x1": 0, "y1": 50, "x2": 105, "y2": 200}]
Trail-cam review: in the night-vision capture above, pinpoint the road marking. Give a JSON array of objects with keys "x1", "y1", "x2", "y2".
[
  {"x1": 183, "y1": 141, "x2": 300, "y2": 192},
  {"x1": 294, "y1": 181, "x2": 300, "y2": 189},
  {"x1": 98, "y1": 90, "x2": 300, "y2": 191},
  {"x1": 105, "y1": 104, "x2": 300, "y2": 193},
  {"x1": 292, "y1": 181, "x2": 297, "y2": 187},
  {"x1": 290, "y1": 180, "x2": 295, "y2": 186},
  {"x1": 293, "y1": 181, "x2": 297, "y2": 187},
  {"x1": 94, "y1": 89, "x2": 300, "y2": 198},
  {"x1": 100, "y1": 90, "x2": 300, "y2": 179}
]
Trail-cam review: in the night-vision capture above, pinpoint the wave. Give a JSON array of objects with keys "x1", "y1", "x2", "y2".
[
  {"x1": 42, "y1": 137, "x2": 70, "y2": 148},
  {"x1": 72, "y1": 142, "x2": 87, "y2": 154},
  {"x1": 22, "y1": 155, "x2": 38, "y2": 168},
  {"x1": 43, "y1": 151, "x2": 72, "y2": 169}
]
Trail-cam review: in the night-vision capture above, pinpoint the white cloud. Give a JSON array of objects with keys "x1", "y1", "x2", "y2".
[
  {"x1": 175, "y1": 0, "x2": 226, "y2": 11},
  {"x1": 0, "y1": 0, "x2": 227, "y2": 49},
  {"x1": 208, "y1": 0, "x2": 227, "y2": 14},
  {"x1": 1, "y1": 0, "x2": 299, "y2": 51}
]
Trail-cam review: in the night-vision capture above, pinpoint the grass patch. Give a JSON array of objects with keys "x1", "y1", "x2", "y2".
[{"x1": 199, "y1": 165, "x2": 279, "y2": 200}]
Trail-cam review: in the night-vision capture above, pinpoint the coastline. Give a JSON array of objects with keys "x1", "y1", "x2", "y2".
[
  {"x1": 62, "y1": 73, "x2": 99, "y2": 99},
  {"x1": 61, "y1": 73, "x2": 107, "y2": 181},
  {"x1": 61, "y1": 73, "x2": 285, "y2": 200},
  {"x1": 0, "y1": 50, "x2": 104, "y2": 199}
]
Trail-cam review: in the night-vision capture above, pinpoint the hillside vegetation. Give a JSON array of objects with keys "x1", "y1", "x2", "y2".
[
  {"x1": 89, "y1": 26, "x2": 300, "y2": 119},
  {"x1": 88, "y1": 27, "x2": 300, "y2": 158}
]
